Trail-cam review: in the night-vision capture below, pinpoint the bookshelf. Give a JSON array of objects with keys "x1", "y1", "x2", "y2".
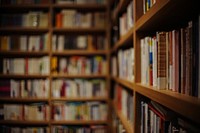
[
  {"x1": 110, "y1": 0, "x2": 134, "y2": 132},
  {"x1": 110, "y1": 0, "x2": 200, "y2": 133},
  {"x1": 0, "y1": 0, "x2": 109, "y2": 132},
  {"x1": 134, "y1": 0, "x2": 200, "y2": 132}
]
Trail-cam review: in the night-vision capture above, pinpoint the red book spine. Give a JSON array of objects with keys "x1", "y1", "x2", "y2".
[{"x1": 56, "y1": 13, "x2": 62, "y2": 28}]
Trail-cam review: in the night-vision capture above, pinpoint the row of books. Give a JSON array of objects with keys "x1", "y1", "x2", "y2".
[
  {"x1": 51, "y1": 56, "x2": 106, "y2": 75},
  {"x1": 140, "y1": 16, "x2": 200, "y2": 97},
  {"x1": 2, "y1": 56, "x2": 50, "y2": 75},
  {"x1": 140, "y1": 100, "x2": 200, "y2": 133},
  {"x1": 55, "y1": 10, "x2": 105, "y2": 28},
  {"x1": 0, "y1": 34, "x2": 49, "y2": 51},
  {"x1": 52, "y1": 126, "x2": 107, "y2": 133},
  {"x1": 141, "y1": 101, "x2": 170, "y2": 133},
  {"x1": 55, "y1": 0, "x2": 105, "y2": 4},
  {"x1": 0, "y1": 126, "x2": 49, "y2": 133},
  {"x1": 0, "y1": 0, "x2": 49, "y2": 5},
  {"x1": 143, "y1": 0, "x2": 156, "y2": 14},
  {"x1": 0, "y1": 103, "x2": 49, "y2": 121},
  {"x1": 116, "y1": 48, "x2": 134, "y2": 82},
  {"x1": 52, "y1": 35, "x2": 106, "y2": 51},
  {"x1": 52, "y1": 79, "x2": 106, "y2": 98},
  {"x1": 119, "y1": 1, "x2": 134, "y2": 37},
  {"x1": 114, "y1": 84, "x2": 134, "y2": 125},
  {"x1": 0, "y1": 79, "x2": 49, "y2": 98},
  {"x1": 0, "y1": 12, "x2": 48, "y2": 28},
  {"x1": 52, "y1": 102, "x2": 107, "y2": 121}
]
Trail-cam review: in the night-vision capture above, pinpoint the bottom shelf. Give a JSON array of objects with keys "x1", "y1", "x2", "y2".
[
  {"x1": 135, "y1": 93, "x2": 200, "y2": 133},
  {"x1": 135, "y1": 83, "x2": 200, "y2": 125}
]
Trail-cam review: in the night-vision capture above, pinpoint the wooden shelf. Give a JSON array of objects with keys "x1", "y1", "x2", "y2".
[
  {"x1": 53, "y1": 27, "x2": 105, "y2": 34},
  {"x1": 52, "y1": 74, "x2": 108, "y2": 78},
  {"x1": 52, "y1": 50, "x2": 108, "y2": 56},
  {"x1": 111, "y1": 27, "x2": 134, "y2": 53},
  {"x1": 0, "y1": 120, "x2": 49, "y2": 125},
  {"x1": 52, "y1": 97, "x2": 108, "y2": 102},
  {"x1": 0, "y1": 4, "x2": 50, "y2": 10},
  {"x1": 135, "y1": 0, "x2": 198, "y2": 31},
  {"x1": 0, "y1": 74, "x2": 49, "y2": 79},
  {"x1": 0, "y1": 0, "x2": 110, "y2": 130},
  {"x1": 0, "y1": 27, "x2": 49, "y2": 33},
  {"x1": 0, "y1": 98, "x2": 49, "y2": 103},
  {"x1": 113, "y1": 102, "x2": 133, "y2": 133},
  {"x1": 135, "y1": 83, "x2": 200, "y2": 125},
  {"x1": 51, "y1": 120, "x2": 108, "y2": 125},
  {"x1": 0, "y1": 51, "x2": 49, "y2": 56},
  {"x1": 53, "y1": 4, "x2": 106, "y2": 11},
  {"x1": 112, "y1": 76, "x2": 134, "y2": 91}
]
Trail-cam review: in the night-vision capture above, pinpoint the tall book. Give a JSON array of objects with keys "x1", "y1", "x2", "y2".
[
  {"x1": 180, "y1": 28, "x2": 186, "y2": 94},
  {"x1": 156, "y1": 32, "x2": 167, "y2": 89}
]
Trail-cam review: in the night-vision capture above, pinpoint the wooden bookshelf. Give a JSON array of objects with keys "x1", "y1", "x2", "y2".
[
  {"x1": 0, "y1": 51, "x2": 49, "y2": 56},
  {"x1": 0, "y1": 0, "x2": 110, "y2": 131},
  {"x1": 0, "y1": 120, "x2": 49, "y2": 125},
  {"x1": 0, "y1": 74, "x2": 49, "y2": 79},
  {"x1": 53, "y1": 27, "x2": 106, "y2": 34},
  {"x1": 110, "y1": 0, "x2": 134, "y2": 132},
  {"x1": 0, "y1": 98, "x2": 49, "y2": 103},
  {"x1": 0, "y1": 27, "x2": 49, "y2": 33},
  {"x1": 1, "y1": 0, "x2": 199, "y2": 132},
  {"x1": 52, "y1": 97, "x2": 108, "y2": 102},
  {"x1": 133, "y1": 0, "x2": 200, "y2": 132},
  {"x1": 0, "y1": 4, "x2": 50, "y2": 9}
]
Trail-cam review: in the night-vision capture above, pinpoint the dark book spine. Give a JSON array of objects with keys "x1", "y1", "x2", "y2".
[
  {"x1": 180, "y1": 28, "x2": 186, "y2": 94},
  {"x1": 191, "y1": 17, "x2": 198, "y2": 97}
]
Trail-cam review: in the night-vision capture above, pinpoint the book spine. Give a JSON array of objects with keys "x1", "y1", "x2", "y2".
[{"x1": 157, "y1": 32, "x2": 167, "y2": 89}]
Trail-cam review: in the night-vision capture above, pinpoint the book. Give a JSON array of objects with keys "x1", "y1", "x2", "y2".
[{"x1": 157, "y1": 32, "x2": 167, "y2": 89}]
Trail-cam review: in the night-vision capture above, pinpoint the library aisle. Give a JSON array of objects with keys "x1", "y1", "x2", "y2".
[{"x1": 0, "y1": 0, "x2": 200, "y2": 133}]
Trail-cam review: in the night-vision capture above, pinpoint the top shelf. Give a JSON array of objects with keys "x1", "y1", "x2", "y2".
[{"x1": 135, "y1": 0, "x2": 199, "y2": 31}]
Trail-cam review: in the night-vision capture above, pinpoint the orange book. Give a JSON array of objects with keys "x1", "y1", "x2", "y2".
[
  {"x1": 56, "y1": 13, "x2": 62, "y2": 28},
  {"x1": 51, "y1": 57, "x2": 58, "y2": 74}
]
